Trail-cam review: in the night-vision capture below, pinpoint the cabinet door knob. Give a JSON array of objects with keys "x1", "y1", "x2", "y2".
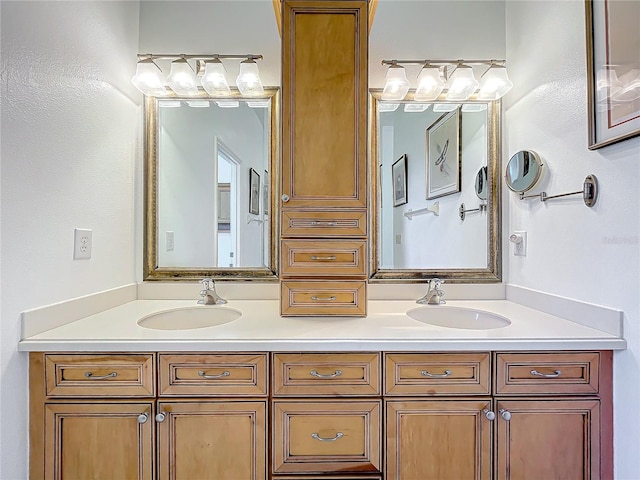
[
  {"x1": 281, "y1": 194, "x2": 290, "y2": 203},
  {"x1": 499, "y1": 409, "x2": 512, "y2": 421},
  {"x1": 155, "y1": 412, "x2": 166, "y2": 423},
  {"x1": 483, "y1": 409, "x2": 496, "y2": 421},
  {"x1": 137, "y1": 413, "x2": 149, "y2": 424}
]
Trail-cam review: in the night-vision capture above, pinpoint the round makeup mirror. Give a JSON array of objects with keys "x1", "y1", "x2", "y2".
[
  {"x1": 475, "y1": 166, "x2": 488, "y2": 200},
  {"x1": 505, "y1": 150, "x2": 543, "y2": 193}
]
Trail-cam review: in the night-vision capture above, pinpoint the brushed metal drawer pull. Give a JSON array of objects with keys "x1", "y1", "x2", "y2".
[
  {"x1": 310, "y1": 370, "x2": 343, "y2": 379},
  {"x1": 421, "y1": 369, "x2": 452, "y2": 378},
  {"x1": 198, "y1": 370, "x2": 231, "y2": 379},
  {"x1": 310, "y1": 255, "x2": 337, "y2": 261},
  {"x1": 311, "y1": 432, "x2": 344, "y2": 442},
  {"x1": 530, "y1": 369, "x2": 562, "y2": 378},
  {"x1": 311, "y1": 221, "x2": 338, "y2": 226},
  {"x1": 311, "y1": 296, "x2": 337, "y2": 301},
  {"x1": 84, "y1": 372, "x2": 117, "y2": 380}
]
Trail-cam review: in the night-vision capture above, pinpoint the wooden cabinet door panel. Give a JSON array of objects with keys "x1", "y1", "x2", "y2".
[
  {"x1": 386, "y1": 400, "x2": 492, "y2": 480},
  {"x1": 44, "y1": 403, "x2": 154, "y2": 480},
  {"x1": 157, "y1": 401, "x2": 266, "y2": 480},
  {"x1": 282, "y1": 0, "x2": 367, "y2": 209},
  {"x1": 496, "y1": 399, "x2": 600, "y2": 480}
]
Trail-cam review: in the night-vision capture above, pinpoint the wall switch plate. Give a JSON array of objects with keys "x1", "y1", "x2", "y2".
[
  {"x1": 395, "y1": 234, "x2": 402, "y2": 245},
  {"x1": 166, "y1": 231, "x2": 175, "y2": 251},
  {"x1": 73, "y1": 228, "x2": 92, "y2": 259}
]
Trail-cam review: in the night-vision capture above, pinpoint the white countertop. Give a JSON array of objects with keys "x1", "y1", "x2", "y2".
[{"x1": 18, "y1": 299, "x2": 626, "y2": 352}]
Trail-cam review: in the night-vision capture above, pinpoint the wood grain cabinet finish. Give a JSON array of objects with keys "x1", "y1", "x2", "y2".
[
  {"x1": 157, "y1": 401, "x2": 266, "y2": 480},
  {"x1": 281, "y1": 0, "x2": 367, "y2": 211},
  {"x1": 495, "y1": 351, "x2": 601, "y2": 395},
  {"x1": 385, "y1": 353, "x2": 491, "y2": 396},
  {"x1": 273, "y1": 353, "x2": 380, "y2": 396},
  {"x1": 44, "y1": 402, "x2": 154, "y2": 480},
  {"x1": 281, "y1": 280, "x2": 367, "y2": 316},
  {"x1": 272, "y1": 400, "x2": 381, "y2": 474},
  {"x1": 44, "y1": 353, "x2": 155, "y2": 397},
  {"x1": 158, "y1": 353, "x2": 268, "y2": 397},
  {"x1": 281, "y1": 239, "x2": 367, "y2": 277},
  {"x1": 386, "y1": 400, "x2": 493, "y2": 480},
  {"x1": 280, "y1": 0, "x2": 369, "y2": 316},
  {"x1": 281, "y1": 210, "x2": 367, "y2": 237},
  {"x1": 495, "y1": 399, "x2": 601, "y2": 480}
]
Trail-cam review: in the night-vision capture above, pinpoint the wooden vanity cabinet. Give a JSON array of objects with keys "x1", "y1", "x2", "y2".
[
  {"x1": 280, "y1": 0, "x2": 369, "y2": 316},
  {"x1": 30, "y1": 350, "x2": 612, "y2": 480}
]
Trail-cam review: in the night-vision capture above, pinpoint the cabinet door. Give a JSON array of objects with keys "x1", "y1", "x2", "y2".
[
  {"x1": 386, "y1": 400, "x2": 493, "y2": 480},
  {"x1": 44, "y1": 402, "x2": 154, "y2": 480},
  {"x1": 281, "y1": 0, "x2": 367, "y2": 210},
  {"x1": 157, "y1": 401, "x2": 266, "y2": 480},
  {"x1": 496, "y1": 399, "x2": 600, "y2": 480}
]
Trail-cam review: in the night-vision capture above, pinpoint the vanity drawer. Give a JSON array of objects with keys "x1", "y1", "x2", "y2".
[
  {"x1": 272, "y1": 400, "x2": 381, "y2": 474},
  {"x1": 495, "y1": 352, "x2": 600, "y2": 395},
  {"x1": 281, "y1": 280, "x2": 367, "y2": 316},
  {"x1": 158, "y1": 353, "x2": 268, "y2": 397},
  {"x1": 385, "y1": 353, "x2": 491, "y2": 395},
  {"x1": 281, "y1": 210, "x2": 367, "y2": 237},
  {"x1": 281, "y1": 239, "x2": 367, "y2": 277},
  {"x1": 44, "y1": 354, "x2": 155, "y2": 397},
  {"x1": 273, "y1": 353, "x2": 381, "y2": 396}
]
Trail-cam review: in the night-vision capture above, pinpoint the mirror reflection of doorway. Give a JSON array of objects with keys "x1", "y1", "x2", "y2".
[{"x1": 216, "y1": 144, "x2": 239, "y2": 267}]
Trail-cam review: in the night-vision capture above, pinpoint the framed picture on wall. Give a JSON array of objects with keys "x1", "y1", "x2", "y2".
[
  {"x1": 586, "y1": 0, "x2": 640, "y2": 149},
  {"x1": 263, "y1": 170, "x2": 269, "y2": 217},
  {"x1": 426, "y1": 108, "x2": 461, "y2": 199},
  {"x1": 249, "y1": 168, "x2": 260, "y2": 215},
  {"x1": 392, "y1": 154, "x2": 408, "y2": 207}
]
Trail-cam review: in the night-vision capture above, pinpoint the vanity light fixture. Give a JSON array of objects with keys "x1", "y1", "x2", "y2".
[
  {"x1": 166, "y1": 58, "x2": 199, "y2": 96},
  {"x1": 414, "y1": 65, "x2": 445, "y2": 101},
  {"x1": 477, "y1": 64, "x2": 513, "y2": 100},
  {"x1": 461, "y1": 103, "x2": 488, "y2": 112},
  {"x1": 215, "y1": 100, "x2": 240, "y2": 108},
  {"x1": 201, "y1": 58, "x2": 231, "y2": 96},
  {"x1": 445, "y1": 64, "x2": 479, "y2": 101},
  {"x1": 236, "y1": 58, "x2": 265, "y2": 96},
  {"x1": 132, "y1": 54, "x2": 264, "y2": 97},
  {"x1": 380, "y1": 59, "x2": 510, "y2": 101},
  {"x1": 382, "y1": 63, "x2": 411, "y2": 101},
  {"x1": 186, "y1": 100, "x2": 210, "y2": 108},
  {"x1": 247, "y1": 100, "x2": 270, "y2": 108}
]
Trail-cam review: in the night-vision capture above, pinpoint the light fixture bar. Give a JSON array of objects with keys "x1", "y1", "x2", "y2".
[
  {"x1": 138, "y1": 54, "x2": 263, "y2": 61},
  {"x1": 381, "y1": 59, "x2": 505, "y2": 67}
]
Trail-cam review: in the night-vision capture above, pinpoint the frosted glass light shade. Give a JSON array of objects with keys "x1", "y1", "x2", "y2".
[
  {"x1": 382, "y1": 65, "x2": 410, "y2": 101},
  {"x1": 477, "y1": 65, "x2": 513, "y2": 100},
  {"x1": 378, "y1": 103, "x2": 399, "y2": 112},
  {"x1": 201, "y1": 60, "x2": 231, "y2": 96},
  {"x1": 131, "y1": 59, "x2": 166, "y2": 96},
  {"x1": 415, "y1": 66, "x2": 445, "y2": 101},
  {"x1": 167, "y1": 59, "x2": 198, "y2": 96},
  {"x1": 446, "y1": 65, "x2": 479, "y2": 101},
  {"x1": 236, "y1": 60, "x2": 264, "y2": 96},
  {"x1": 404, "y1": 103, "x2": 429, "y2": 112}
]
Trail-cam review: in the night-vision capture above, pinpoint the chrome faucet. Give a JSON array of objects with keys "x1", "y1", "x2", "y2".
[
  {"x1": 416, "y1": 278, "x2": 446, "y2": 305},
  {"x1": 197, "y1": 278, "x2": 227, "y2": 305}
]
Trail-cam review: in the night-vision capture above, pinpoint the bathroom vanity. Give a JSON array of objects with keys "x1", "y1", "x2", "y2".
[{"x1": 22, "y1": 298, "x2": 622, "y2": 480}]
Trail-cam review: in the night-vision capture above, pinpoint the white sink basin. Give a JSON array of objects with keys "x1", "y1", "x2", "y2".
[
  {"x1": 137, "y1": 306, "x2": 241, "y2": 330},
  {"x1": 406, "y1": 306, "x2": 511, "y2": 330}
]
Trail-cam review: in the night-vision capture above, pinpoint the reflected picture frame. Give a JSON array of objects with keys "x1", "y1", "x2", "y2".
[
  {"x1": 249, "y1": 168, "x2": 260, "y2": 215},
  {"x1": 426, "y1": 108, "x2": 461, "y2": 199},
  {"x1": 392, "y1": 154, "x2": 408, "y2": 207},
  {"x1": 586, "y1": 0, "x2": 640, "y2": 149}
]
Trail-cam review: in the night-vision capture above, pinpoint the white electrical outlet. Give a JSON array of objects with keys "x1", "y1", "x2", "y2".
[
  {"x1": 511, "y1": 231, "x2": 527, "y2": 256},
  {"x1": 73, "y1": 228, "x2": 92, "y2": 259},
  {"x1": 166, "y1": 231, "x2": 175, "y2": 251}
]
